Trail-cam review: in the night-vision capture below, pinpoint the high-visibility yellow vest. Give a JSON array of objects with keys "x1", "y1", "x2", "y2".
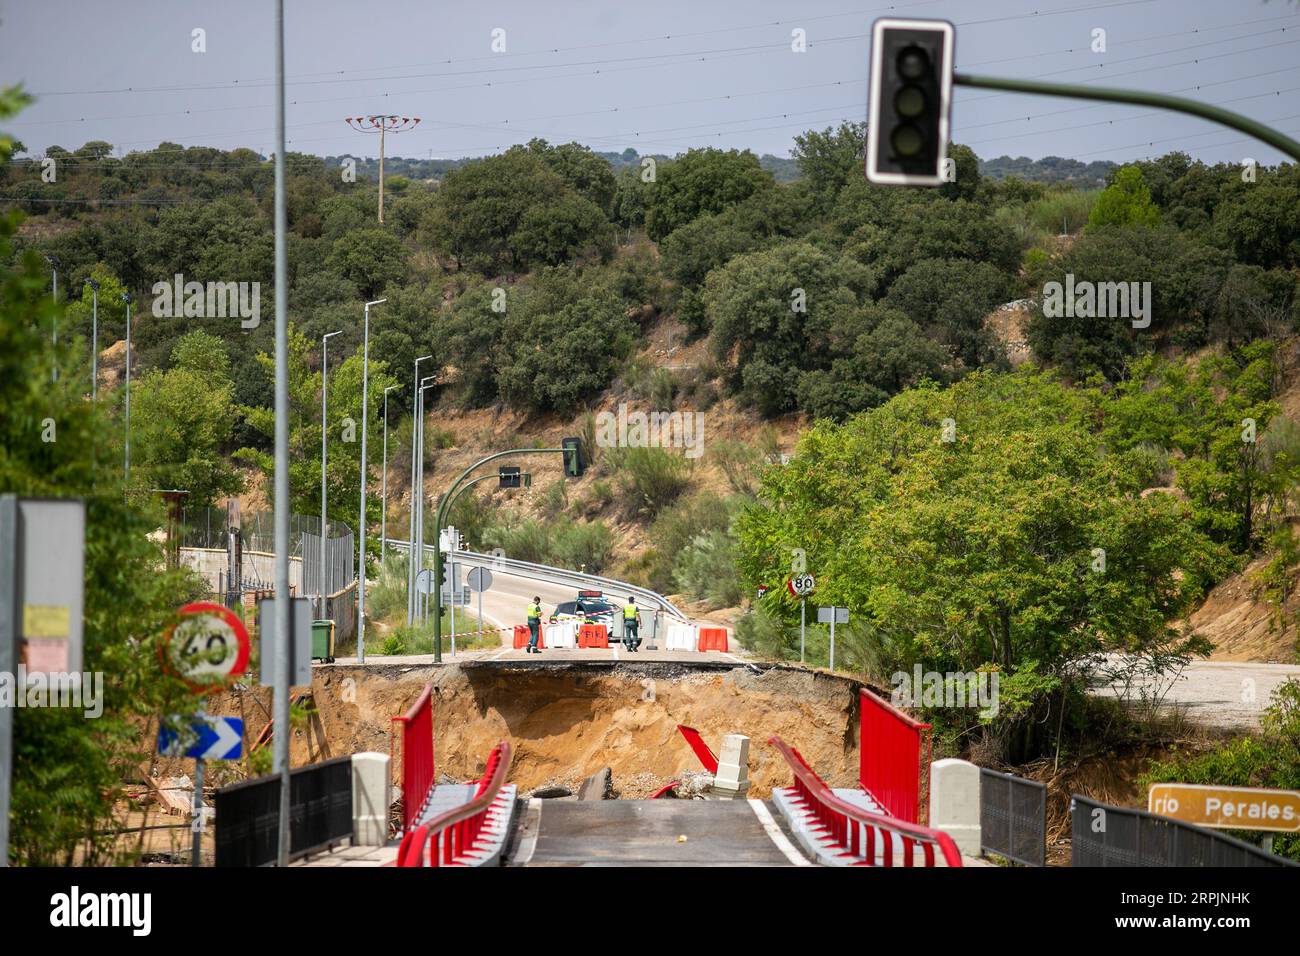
[
  {"x1": 623, "y1": 604, "x2": 638, "y2": 621},
  {"x1": 527, "y1": 603, "x2": 541, "y2": 621}
]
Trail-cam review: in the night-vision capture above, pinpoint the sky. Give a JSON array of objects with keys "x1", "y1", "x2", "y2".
[{"x1": 2, "y1": 0, "x2": 1298, "y2": 166}]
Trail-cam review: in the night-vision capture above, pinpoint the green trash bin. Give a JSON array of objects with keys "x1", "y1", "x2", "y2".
[{"x1": 312, "y1": 619, "x2": 336, "y2": 663}]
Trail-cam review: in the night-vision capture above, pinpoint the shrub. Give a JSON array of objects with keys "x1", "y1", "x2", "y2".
[{"x1": 606, "y1": 445, "x2": 693, "y2": 517}]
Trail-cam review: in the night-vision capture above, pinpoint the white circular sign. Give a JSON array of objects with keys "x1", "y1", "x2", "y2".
[
  {"x1": 789, "y1": 574, "x2": 816, "y2": 597},
  {"x1": 467, "y1": 567, "x2": 493, "y2": 592}
]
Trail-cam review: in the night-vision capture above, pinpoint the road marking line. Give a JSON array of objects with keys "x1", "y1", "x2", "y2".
[
  {"x1": 508, "y1": 799, "x2": 543, "y2": 866},
  {"x1": 749, "y1": 799, "x2": 814, "y2": 866},
  {"x1": 490, "y1": 648, "x2": 510, "y2": 661},
  {"x1": 611, "y1": 644, "x2": 620, "y2": 661}
]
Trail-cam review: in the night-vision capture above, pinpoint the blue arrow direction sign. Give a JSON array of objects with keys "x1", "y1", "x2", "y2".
[{"x1": 158, "y1": 715, "x2": 243, "y2": 760}]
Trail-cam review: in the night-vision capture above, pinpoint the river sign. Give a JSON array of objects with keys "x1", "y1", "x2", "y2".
[
  {"x1": 1149, "y1": 783, "x2": 1300, "y2": 832},
  {"x1": 161, "y1": 601, "x2": 250, "y2": 693}
]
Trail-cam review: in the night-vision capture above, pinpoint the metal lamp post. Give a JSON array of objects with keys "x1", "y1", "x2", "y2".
[
  {"x1": 319, "y1": 330, "x2": 343, "y2": 613},
  {"x1": 122, "y1": 291, "x2": 132, "y2": 482},
  {"x1": 407, "y1": 354, "x2": 433, "y2": 625},
  {"x1": 381, "y1": 383, "x2": 400, "y2": 566},
  {"x1": 45, "y1": 255, "x2": 60, "y2": 383},
  {"x1": 416, "y1": 375, "x2": 435, "y2": 622},
  {"x1": 87, "y1": 279, "x2": 99, "y2": 400},
  {"x1": 356, "y1": 298, "x2": 386, "y2": 664}
]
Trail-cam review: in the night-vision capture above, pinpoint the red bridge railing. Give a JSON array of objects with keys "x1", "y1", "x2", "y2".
[
  {"x1": 396, "y1": 741, "x2": 513, "y2": 867},
  {"x1": 390, "y1": 683, "x2": 435, "y2": 833},
  {"x1": 676, "y1": 724, "x2": 719, "y2": 774},
  {"x1": 769, "y1": 735, "x2": 961, "y2": 867},
  {"x1": 859, "y1": 687, "x2": 931, "y2": 823}
]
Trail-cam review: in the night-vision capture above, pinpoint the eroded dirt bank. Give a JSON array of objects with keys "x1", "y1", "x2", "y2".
[{"x1": 211, "y1": 661, "x2": 871, "y2": 798}]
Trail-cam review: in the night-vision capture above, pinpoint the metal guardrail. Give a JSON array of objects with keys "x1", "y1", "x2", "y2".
[
  {"x1": 769, "y1": 735, "x2": 963, "y2": 867},
  {"x1": 213, "y1": 756, "x2": 353, "y2": 867},
  {"x1": 859, "y1": 688, "x2": 931, "y2": 824},
  {"x1": 396, "y1": 741, "x2": 513, "y2": 867},
  {"x1": 980, "y1": 767, "x2": 1046, "y2": 867},
  {"x1": 384, "y1": 538, "x2": 690, "y2": 623},
  {"x1": 391, "y1": 683, "x2": 435, "y2": 833},
  {"x1": 1071, "y1": 794, "x2": 1299, "y2": 868}
]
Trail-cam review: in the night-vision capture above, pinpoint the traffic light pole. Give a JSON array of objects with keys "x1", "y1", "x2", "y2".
[
  {"x1": 952, "y1": 72, "x2": 1300, "y2": 164},
  {"x1": 431, "y1": 448, "x2": 565, "y2": 663}
]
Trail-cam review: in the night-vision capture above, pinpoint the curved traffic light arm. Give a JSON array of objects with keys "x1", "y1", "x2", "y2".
[
  {"x1": 953, "y1": 71, "x2": 1300, "y2": 164},
  {"x1": 430, "y1": 447, "x2": 564, "y2": 663}
]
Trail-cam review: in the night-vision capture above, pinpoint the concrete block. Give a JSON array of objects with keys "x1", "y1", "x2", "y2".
[
  {"x1": 929, "y1": 757, "x2": 981, "y2": 857},
  {"x1": 351, "y1": 752, "x2": 390, "y2": 846},
  {"x1": 711, "y1": 734, "x2": 751, "y2": 798}
]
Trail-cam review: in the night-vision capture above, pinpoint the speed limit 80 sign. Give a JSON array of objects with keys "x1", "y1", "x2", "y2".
[
  {"x1": 788, "y1": 574, "x2": 816, "y2": 598},
  {"x1": 160, "y1": 601, "x2": 250, "y2": 693}
]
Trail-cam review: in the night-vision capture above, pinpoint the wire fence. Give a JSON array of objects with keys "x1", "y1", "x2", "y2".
[{"x1": 180, "y1": 506, "x2": 352, "y2": 557}]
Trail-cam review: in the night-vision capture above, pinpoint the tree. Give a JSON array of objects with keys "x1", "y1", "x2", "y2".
[
  {"x1": 523, "y1": 139, "x2": 618, "y2": 215},
  {"x1": 704, "y1": 240, "x2": 858, "y2": 415},
  {"x1": 1, "y1": 85, "x2": 203, "y2": 863},
  {"x1": 791, "y1": 121, "x2": 865, "y2": 211},
  {"x1": 736, "y1": 368, "x2": 1229, "y2": 762},
  {"x1": 644, "y1": 148, "x2": 773, "y2": 242},
  {"x1": 130, "y1": 331, "x2": 245, "y2": 506},
  {"x1": 1088, "y1": 165, "x2": 1161, "y2": 228},
  {"x1": 326, "y1": 227, "x2": 408, "y2": 299},
  {"x1": 885, "y1": 258, "x2": 1014, "y2": 368},
  {"x1": 425, "y1": 150, "x2": 612, "y2": 273}
]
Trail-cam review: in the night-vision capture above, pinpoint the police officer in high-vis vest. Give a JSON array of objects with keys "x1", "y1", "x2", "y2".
[
  {"x1": 622, "y1": 597, "x2": 641, "y2": 652},
  {"x1": 526, "y1": 596, "x2": 543, "y2": 654}
]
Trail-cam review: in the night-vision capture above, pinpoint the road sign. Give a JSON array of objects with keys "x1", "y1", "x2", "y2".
[
  {"x1": 158, "y1": 714, "x2": 244, "y2": 760},
  {"x1": 467, "y1": 567, "x2": 493, "y2": 592},
  {"x1": 163, "y1": 601, "x2": 250, "y2": 693},
  {"x1": 788, "y1": 574, "x2": 815, "y2": 598},
  {"x1": 441, "y1": 587, "x2": 470, "y2": 607},
  {"x1": 1149, "y1": 783, "x2": 1300, "y2": 832},
  {"x1": 258, "y1": 597, "x2": 310, "y2": 687},
  {"x1": 817, "y1": 606, "x2": 848, "y2": 624},
  {"x1": 416, "y1": 568, "x2": 437, "y2": 594}
]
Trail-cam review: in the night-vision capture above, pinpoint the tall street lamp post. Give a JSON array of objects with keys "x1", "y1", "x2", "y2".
[
  {"x1": 87, "y1": 279, "x2": 99, "y2": 400},
  {"x1": 381, "y1": 383, "x2": 401, "y2": 566},
  {"x1": 356, "y1": 298, "x2": 386, "y2": 664},
  {"x1": 407, "y1": 354, "x2": 433, "y2": 624},
  {"x1": 320, "y1": 329, "x2": 343, "y2": 613}
]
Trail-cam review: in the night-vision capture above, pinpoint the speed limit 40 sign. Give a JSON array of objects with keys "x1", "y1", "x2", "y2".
[
  {"x1": 788, "y1": 574, "x2": 815, "y2": 598},
  {"x1": 161, "y1": 601, "x2": 250, "y2": 693}
]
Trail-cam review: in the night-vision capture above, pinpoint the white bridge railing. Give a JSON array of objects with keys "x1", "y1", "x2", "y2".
[{"x1": 383, "y1": 539, "x2": 689, "y2": 623}]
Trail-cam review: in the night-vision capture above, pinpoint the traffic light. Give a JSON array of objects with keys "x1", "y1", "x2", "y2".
[
  {"x1": 561, "y1": 437, "x2": 585, "y2": 479},
  {"x1": 866, "y1": 18, "x2": 954, "y2": 186},
  {"x1": 499, "y1": 466, "x2": 522, "y2": 489}
]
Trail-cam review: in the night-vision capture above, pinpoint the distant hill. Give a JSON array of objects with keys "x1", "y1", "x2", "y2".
[{"x1": 978, "y1": 154, "x2": 1115, "y2": 187}]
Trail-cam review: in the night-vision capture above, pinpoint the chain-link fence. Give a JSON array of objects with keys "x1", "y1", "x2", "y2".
[{"x1": 180, "y1": 507, "x2": 352, "y2": 557}]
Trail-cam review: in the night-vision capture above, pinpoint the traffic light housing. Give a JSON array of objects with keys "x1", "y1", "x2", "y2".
[
  {"x1": 561, "y1": 437, "x2": 585, "y2": 479},
  {"x1": 499, "y1": 466, "x2": 522, "y2": 489},
  {"x1": 866, "y1": 18, "x2": 954, "y2": 186}
]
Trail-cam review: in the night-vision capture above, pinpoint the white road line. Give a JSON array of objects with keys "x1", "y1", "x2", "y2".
[
  {"x1": 748, "y1": 799, "x2": 814, "y2": 866},
  {"x1": 611, "y1": 644, "x2": 620, "y2": 661},
  {"x1": 490, "y1": 647, "x2": 510, "y2": 661}
]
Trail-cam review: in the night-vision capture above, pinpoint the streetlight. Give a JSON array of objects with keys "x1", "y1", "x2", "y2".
[
  {"x1": 356, "y1": 298, "x2": 386, "y2": 664},
  {"x1": 122, "y1": 291, "x2": 132, "y2": 482},
  {"x1": 407, "y1": 353, "x2": 433, "y2": 625},
  {"x1": 87, "y1": 279, "x2": 99, "y2": 400},
  {"x1": 416, "y1": 374, "x2": 435, "y2": 622},
  {"x1": 44, "y1": 254, "x2": 59, "y2": 383},
  {"x1": 320, "y1": 329, "x2": 344, "y2": 614},
  {"x1": 380, "y1": 383, "x2": 401, "y2": 566}
]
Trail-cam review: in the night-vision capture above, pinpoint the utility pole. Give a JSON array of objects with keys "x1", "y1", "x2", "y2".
[
  {"x1": 272, "y1": 0, "x2": 291, "y2": 869},
  {"x1": 417, "y1": 375, "x2": 435, "y2": 623},
  {"x1": 45, "y1": 255, "x2": 59, "y2": 383},
  {"x1": 344, "y1": 116, "x2": 421, "y2": 223},
  {"x1": 320, "y1": 329, "x2": 343, "y2": 615}
]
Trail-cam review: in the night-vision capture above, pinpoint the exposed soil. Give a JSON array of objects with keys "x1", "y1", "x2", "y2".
[
  {"x1": 206, "y1": 661, "x2": 872, "y2": 799},
  {"x1": 1190, "y1": 552, "x2": 1298, "y2": 663}
]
